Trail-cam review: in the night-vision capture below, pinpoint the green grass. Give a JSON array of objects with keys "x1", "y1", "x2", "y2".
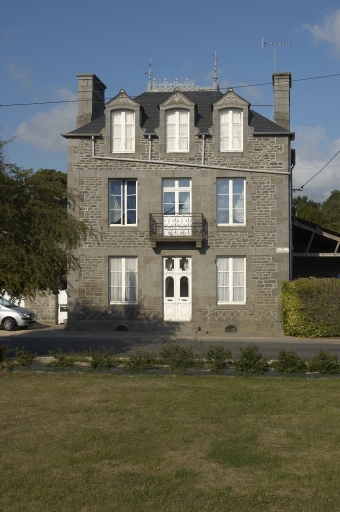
[{"x1": 1, "y1": 374, "x2": 340, "y2": 511}]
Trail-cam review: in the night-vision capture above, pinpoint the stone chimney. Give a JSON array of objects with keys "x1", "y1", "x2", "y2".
[
  {"x1": 272, "y1": 72, "x2": 291, "y2": 131},
  {"x1": 76, "y1": 74, "x2": 107, "y2": 128}
]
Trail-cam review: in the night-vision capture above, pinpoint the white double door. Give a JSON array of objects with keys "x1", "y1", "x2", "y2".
[{"x1": 163, "y1": 257, "x2": 192, "y2": 321}]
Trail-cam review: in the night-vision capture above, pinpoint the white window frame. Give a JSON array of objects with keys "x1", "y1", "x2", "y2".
[
  {"x1": 216, "y1": 257, "x2": 246, "y2": 304},
  {"x1": 165, "y1": 109, "x2": 189, "y2": 153},
  {"x1": 217, "y1": 178, "x2": 245, "y2": 226},
  {"x1": 109, "y1": 179, "x2": 137, "y2": 226},
  {"x1": 109, "y1": 257, "x2": 138, "y2": 304},
  {"x1": 219, "y1": 108, "x2": 243, "y2": 152},
  {"x1": 111, "y1": 110, "x2": 135, "y2": 152},
  {"x1": 162, "y1": 178, "x2": 192, "y2": 215}
]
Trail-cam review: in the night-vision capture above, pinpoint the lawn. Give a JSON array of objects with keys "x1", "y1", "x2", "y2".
[{"x1": 1, "y1": 374, "x2": 340, "y2": 511}]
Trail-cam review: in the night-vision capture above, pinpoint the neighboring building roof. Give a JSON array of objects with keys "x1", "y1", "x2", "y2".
[{"x1": 62, "y1": 90, "x2": 291, "y2": 137}]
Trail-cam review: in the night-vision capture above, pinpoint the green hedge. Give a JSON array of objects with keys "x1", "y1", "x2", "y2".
[{"x1": 282, "y1": 278, "x2": 340, "y2": 337}]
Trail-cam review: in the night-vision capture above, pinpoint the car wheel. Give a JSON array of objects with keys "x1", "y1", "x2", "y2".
[{"x1": 3, "y1": 317, "x2": 16, "y2": 331}]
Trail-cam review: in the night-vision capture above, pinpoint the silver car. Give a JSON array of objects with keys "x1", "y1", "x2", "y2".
[{"x1": 0, "y1": 296, "x2": 36, "y2": 331}]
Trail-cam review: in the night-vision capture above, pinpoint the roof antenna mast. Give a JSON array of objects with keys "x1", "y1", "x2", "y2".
[
  {"x1": 261, "y1": 39, "x2": 291, "y2": 71},
  {"x1": 145, "y1": 59, "x2": 154, "y2": 91},
  {"x1": 212, "y1": 51, "x2": 218, "y2": 90}
]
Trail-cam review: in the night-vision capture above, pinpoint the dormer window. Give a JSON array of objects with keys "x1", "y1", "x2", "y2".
[
  {"x1": 111, "y1": 110, "x2": 135, "y2": 152},
  {"x1": 165, "y1": 109, "x2": 189, "y2": 152},
  {"x1": 219, "y1": 108, "x2": 243, "y2": 151}
]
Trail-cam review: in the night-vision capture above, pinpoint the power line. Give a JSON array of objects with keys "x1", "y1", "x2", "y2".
[
  {"x1": 293, "y1": 150, "x2": 340, "y2": 192},
  {"x1": 1, "y1": 71, "x2": 340, "y2": 108}
]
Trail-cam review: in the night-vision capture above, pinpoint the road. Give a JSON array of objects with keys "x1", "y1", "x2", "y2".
[{"x1": 2, "y1": 324, "x2": 340, "y2": 359}]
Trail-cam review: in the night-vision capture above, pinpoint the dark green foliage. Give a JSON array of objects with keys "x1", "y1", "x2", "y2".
[
  {"x1": 205, "y1": 345, "x2": 233, "y2": 374},
  {"x1": 159, "y1": 344, "x2": 198, "y2": 370},
  {"x1": 293, "y1": 191, "x2": 340, "y2": 231},
  {"x1": 293, "y1": 195, "x2": 327, "y2": 226},
  {"x1": 272, "y1": 349, "x2": 307, "y2": 373},
  {"x1": 11, "y1": 346, "x2": 35, "y2": 367},
  {"x1": 47, "y1": 349, "x2": 75, "y2": 369},
  {"x1": 282, "y1": 278, "x2": 340, "y2": 337},
  {"x1": 0, "y1": 137, "x2": 91, "y2": 299},
  {"x1": 123, "y1": 350, "x2": 156, "y2": 372},
  {"x1": 88, "y1": 348, "x2": 116, "y2": 370},
  {"x1": 234, "y1": 344, "x2": 269, "y2": 374},
  {"x1": 309, "y1": 350, "x2": 340, "y2": 374}
]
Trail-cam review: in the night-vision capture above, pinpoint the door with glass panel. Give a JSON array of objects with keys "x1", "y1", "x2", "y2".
[
  {"x1": 163, "y1": 257, "x2": 191, "y2": 321},
  {"x1": 163, "y1": 179, "x2": 191, "y2": 236}
]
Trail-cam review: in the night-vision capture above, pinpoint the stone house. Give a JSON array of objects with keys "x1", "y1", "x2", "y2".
[{"x1": 62, "y1": 70, "x2": 294, "y2": 334}]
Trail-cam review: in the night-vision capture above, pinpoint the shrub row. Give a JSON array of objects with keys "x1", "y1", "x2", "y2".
[
  {"x1": 282, "y1": 278, "x2": 340, "y2": 337},
  {"x1": 2, "y1": 343, "x2": 340, "y2": 375}
]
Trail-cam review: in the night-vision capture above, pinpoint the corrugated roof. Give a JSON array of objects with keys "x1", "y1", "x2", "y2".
[{"x1": 63, "y1": 90, "x2": 291, "y2": 137}]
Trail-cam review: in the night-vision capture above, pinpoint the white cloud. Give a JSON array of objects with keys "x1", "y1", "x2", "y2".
[
  {"x1": 304, "y1": 9, "x2": 340, "y2": 56},
  {"x1": 292, "y1": 126, "x2": 340, "y2": 202},
  {"x1": 14, "y1": 90, "x2": 77, "y2": 152}
]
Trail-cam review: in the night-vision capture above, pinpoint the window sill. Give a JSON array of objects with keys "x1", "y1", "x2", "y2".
[
  {"x1": 216, "y1": 225, "x2": 247, "y2": 230},
  {"x1": 216, "y1": 302, "x2": 246, "y2": 306}
]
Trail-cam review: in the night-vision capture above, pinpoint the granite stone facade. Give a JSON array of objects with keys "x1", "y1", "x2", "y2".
[{"x1": 63, "y1": 72, "x2": 294, "y2": 334}]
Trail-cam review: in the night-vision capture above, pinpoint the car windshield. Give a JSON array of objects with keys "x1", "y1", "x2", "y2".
[{"x1": 0, "y1": 297, "x2": 14, "y2": 307}]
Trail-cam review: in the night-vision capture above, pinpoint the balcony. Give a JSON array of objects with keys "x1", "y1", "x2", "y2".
[{"x1": 149, "y1": 213, "x2": 207, "y2": 248}]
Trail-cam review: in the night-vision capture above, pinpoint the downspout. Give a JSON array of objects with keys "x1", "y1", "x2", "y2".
[
  {"x1": 289, "y1": 154, "x2": 296, "y2": 280},
  {"x1": 202, "y1": 135, "x2": 205, "y2": 166},
  {"x1": 91, "y1": 136, "x2": 290, "y2": 176},
  {"x1": 148, "y1": 135, "x2": 152, "y2": 161}
]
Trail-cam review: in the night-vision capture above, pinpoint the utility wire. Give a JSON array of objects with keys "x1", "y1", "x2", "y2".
[
  {"x1": 1, "y1": 72, "x2": 340, "y2": 108},
  {"x1": 293, "y1": 150, "x2": 340, "y2": 192}
]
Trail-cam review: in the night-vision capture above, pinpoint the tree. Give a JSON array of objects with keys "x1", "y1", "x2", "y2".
[
  {"x1": 321, "y1": 190, "x2": 340, "y2": 232},
  {"x1": 293, "y1": 192, "x2": 340, "y2": 232},
  {"x1": 0, "y1": 137, "x2": 90, "y2": 299},
  {"x1": 292, "y1": 195, "x2": 327, "y2": 226}
]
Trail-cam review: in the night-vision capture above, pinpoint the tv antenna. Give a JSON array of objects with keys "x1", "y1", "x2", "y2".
[{"x1": 261, "y1": 39, "x2": 291, "y2": 71}]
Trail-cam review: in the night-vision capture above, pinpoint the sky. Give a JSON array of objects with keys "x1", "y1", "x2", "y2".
[{"x1": 1, "y1": 0, "x2": 340, "y2": 202}]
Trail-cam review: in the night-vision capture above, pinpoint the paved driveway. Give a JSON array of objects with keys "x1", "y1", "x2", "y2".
[{"x1": 2, "y1": 324, "x2": 340, "y2": 359}]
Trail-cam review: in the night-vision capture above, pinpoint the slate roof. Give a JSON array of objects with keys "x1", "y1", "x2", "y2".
[{"x1": 63, "y1": 90, "x2": 291, "y2": 137}]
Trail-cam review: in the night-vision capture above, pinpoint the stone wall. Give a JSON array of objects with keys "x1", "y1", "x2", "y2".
[{"x1": 25, "y1": 292, "x2": 58, "y2": 326}]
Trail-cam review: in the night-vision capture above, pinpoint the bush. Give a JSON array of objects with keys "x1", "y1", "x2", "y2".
[
  {"x1": 282, "y1": 278, "x2": 340, "y2": 337},
  {"x1": 11, "y1": 346, "x2": 35, "y2": 367},
  {"x1": 88, "y1": 348, "x2": 116, "y2": 370},
  {"x1": 47, "y1": 349, "x2": 75, "y2": 369},
  {"x1": 205, "y1": 345, "x2": 232, "y2": 374},
  {"x1": 159, "y1": 344, "x2": 198, "y2": 371},
  {"x1": 272, "y1": 349, "x2": 307, "y2": 373},
  {"x1": 234, "y1": 344, "x2": 269, "y2": 374},
  {"x1": 0, "y1": 344, "x2": 8, "y2": 363},
  {"x1": 123, "y1": 350, "x2": 156, "y2": 372},
  {"x1": 308, "y1": 350, "x2": 340, "y2": 374}
]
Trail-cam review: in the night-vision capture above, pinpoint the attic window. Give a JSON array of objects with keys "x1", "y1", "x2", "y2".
[
  {"x1": 111, "y1": 110, "x2": 135, "y2": 152},
  {"x1": 219, "y1": 108, "x2": 243, "y2": 151},
  {"x1": 165, "y1": 109, "x2": 189, "y2": 152}
]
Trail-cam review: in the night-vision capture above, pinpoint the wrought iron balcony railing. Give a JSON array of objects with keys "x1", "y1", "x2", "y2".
[{"x1": 149, "y1": 213, "x2": 207, "y2": 248}]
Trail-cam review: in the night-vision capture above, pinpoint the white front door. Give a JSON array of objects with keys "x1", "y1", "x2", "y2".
[
  {"x1": 163, "y1": 179, "x2": 192, "y2": 236},
  {"x1": 163, "y1": 257, "x2": 192, "y2": 321}
]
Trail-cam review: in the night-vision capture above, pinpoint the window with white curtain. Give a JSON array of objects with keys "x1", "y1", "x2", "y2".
[
  {"x1": 219, "y1": 108, "x2": 243, "y2": 151},
  {"x1": 216, "y1": 257, "x2": 245, "y2": 303},
  {"x1": 111, "y1": 110, "x2": 135, "y2": 152},
  {"x1": 109, "y1": 180, "x2": 137, "y2": 225},
  {"x1": 165, "y1": 109, "x2": 189, "y2": 152},
  {"x1": 109, "y1": 257, "x2": 137, "y2": 304},
  {"x1": 217, "y1": 178, "x2": 245, "y2": 225}
]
